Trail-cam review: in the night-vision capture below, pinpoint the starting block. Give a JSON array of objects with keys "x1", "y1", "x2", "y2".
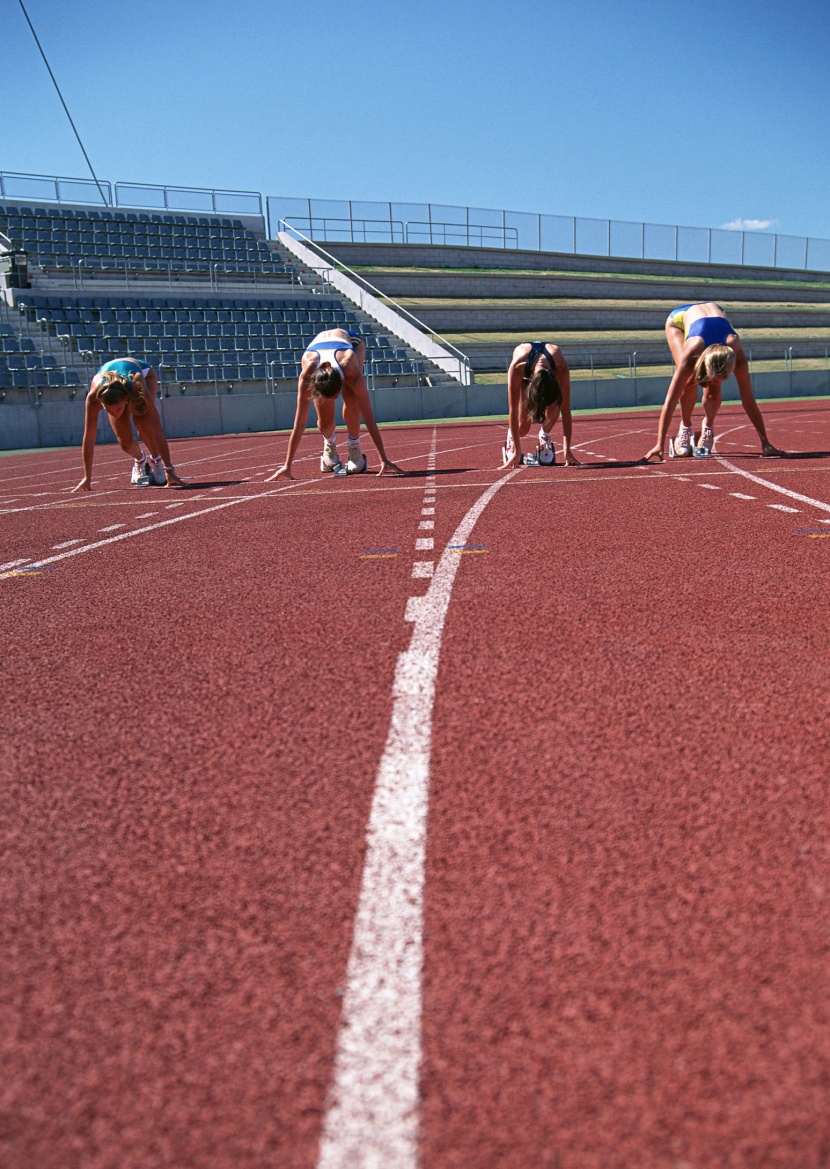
[
  {"x1": 691, "y1": 434, "x2": 711, "y2": 458},
  {"x1": 517, "y1": 447, "x2": 556, "y2": 468}
]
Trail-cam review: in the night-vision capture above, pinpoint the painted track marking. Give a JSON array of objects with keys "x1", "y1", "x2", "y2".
[
  {"x1": 317, "y1": 466, "x2": 520, "y2": 1169},
  {"x1": 0, "y1": 481, "x2": 304, "y2": 580}
]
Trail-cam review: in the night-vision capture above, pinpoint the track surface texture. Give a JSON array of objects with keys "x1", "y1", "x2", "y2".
[{"x1": 2, "y1": 400, "x2": 829, "y2": 1169}]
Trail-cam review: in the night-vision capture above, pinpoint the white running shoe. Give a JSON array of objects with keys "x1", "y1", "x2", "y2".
[
  {"x1": 130, "y1": 456, "x2": 151, "y2": 486},
  {"x1": 148, "y1": 456, "x2": 166, "y2": 485},
  {"x1": 694, "y1": 426, "x2": 714, "y2": 458},
  {"x1": 321, "y1": 438, "x2": 342, "y2": 472},
  {"x1": 672, "y1": 424, "x2": 693, "y2": 457},
  {"x1": 346, "y1": 445, "x2": 366, "y2": 474},
  {"x1": 537, "y1": 429, "x2": 556, "y2": 466}
]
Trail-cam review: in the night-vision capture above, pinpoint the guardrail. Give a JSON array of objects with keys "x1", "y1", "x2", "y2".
[
  {"x1": 278, "y1": 220, "x2": 473, "y2": 385},
  {"x1": 267, "y1": 196, "x2": 830, "y2": 274},
  {"x1": 0, "y1": 170, "x2": 261, "y2": 217}
]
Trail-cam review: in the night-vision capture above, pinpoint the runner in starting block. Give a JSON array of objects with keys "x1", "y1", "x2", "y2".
[
  {"x1": 643, "y1": 303, "x2": 783, "y2": 462},
  {"x1": 266, "y1": 328, "x2": 403, "y2": 481},
  {"x1": 501, "y1": 341, "x2": 580, "y2": 468}
]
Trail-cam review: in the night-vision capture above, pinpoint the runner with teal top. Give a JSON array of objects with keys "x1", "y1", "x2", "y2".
[{"x1": 72, "y1": 357, "x2": 185, "y2": 491}]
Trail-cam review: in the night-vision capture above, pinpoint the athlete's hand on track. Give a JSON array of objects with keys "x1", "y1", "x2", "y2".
[
  {"x1": 265, "y1": 465, "x2": 294, "y2": 482},
  {"x1": 761, "y1": 440, "x2": 785, "y2": 457},
  {"x1": 164, "y1": 470, "x2": 186, "y2": 488},
  {"x1": 377, "y1": 460, "x2": 405, "y2": 476},
  {"x1": 71, "y1": 477, "x2": 92, "y2": 492},
  {"x1": 563, "y1": 452, "x2": 582, "y2": 466},
  {"x1": 642, "y1": 446, "x2": 664, "y2": 464},
  {"x1": 501, "y1": 451, "x2": 523, "y2": 469}
]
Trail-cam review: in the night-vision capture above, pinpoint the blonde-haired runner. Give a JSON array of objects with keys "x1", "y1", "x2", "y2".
[{"x1": 643, "y1": 303, "x2": 783, "y2": 461}]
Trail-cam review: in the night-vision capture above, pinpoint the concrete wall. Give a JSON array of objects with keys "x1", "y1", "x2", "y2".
[
  {"x1": 4, "y1": 370, "x2": 828, "y2": 451},
  {"x1": 326, "y1": 242, "x2": 830, "y2": 285},
  {"x1": 347, "y1": 270, "x2": 830, "y2": 305}
]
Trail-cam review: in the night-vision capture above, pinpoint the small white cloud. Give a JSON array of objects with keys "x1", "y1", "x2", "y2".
[{"x1": 720, "y1": 218, "x2": 776, "y2": 231}]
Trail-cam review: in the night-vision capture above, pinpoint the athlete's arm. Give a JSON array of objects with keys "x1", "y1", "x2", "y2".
[
  {"x1": 552, "y1": 348, "x2": 580, "y2": 466},
  {"x1": 732, "y1": 341, "x2": 784, "y2": 456},
  {"x1": 643, "y1": 350, "x2": 697, "y2": 462},
  {"x1": 72, "y1": 387, "x2": 102, "y2": 491},
  {"x1": 265, "y1": 365, "x2": 315, "y2": 481},
  {"x1": 504, "y1": 352, "x2": 526, "y2": 468},
  {"x1": 347, "y1": 369, "x2": 404, "y2": 475}
]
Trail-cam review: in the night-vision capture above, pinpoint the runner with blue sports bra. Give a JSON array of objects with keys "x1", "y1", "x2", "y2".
[
  {"x1": 643, "y1": 302, "x2": 783, "y2": 462},
  {"x1": 72, "y1": 356, "x2": 185, "y2": 491},
  {"x1": 265, "y1": 328, "x2": 403, "y2": 480},
  {"x1": 502, "y1": 341, "x2": 580, "y2": 467}
]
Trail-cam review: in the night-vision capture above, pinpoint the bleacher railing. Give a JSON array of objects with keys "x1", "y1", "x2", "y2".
[
  {"x1": 267, "y1": 196, "x2": 830, "y2": 275},
  {"x1": 0, "y1": 171, "x2": 261, "y2": 217}
]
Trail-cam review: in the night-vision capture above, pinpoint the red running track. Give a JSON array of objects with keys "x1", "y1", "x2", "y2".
[{"x1": 1, "y1": 400, "x2": 829, "y2": 1168}]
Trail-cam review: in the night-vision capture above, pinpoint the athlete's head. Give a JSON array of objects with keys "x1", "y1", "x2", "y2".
[
  {"x1": 694, "y1": 344, "x2": 736, "y2": 386},
  {"x1": 313, "y1": 363, "x2": 342, "y2": 399},
  {"x1": 525, "y1": 366, "x2": 562, "y2": 424},
  {"x1": 95, "y1": 370, "x2": 147, "y2": 416}
]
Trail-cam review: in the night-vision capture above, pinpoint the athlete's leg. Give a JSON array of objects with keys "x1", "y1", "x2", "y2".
[
  {"x1": 701, "y1": 383, "x2": 722, "y2": 430},
  {"x1": 665, "y1": 320, "x2": 697, "y2": 426},
  {"x1": 107, "y1": 407, "x2": 143, "y2": 459}
]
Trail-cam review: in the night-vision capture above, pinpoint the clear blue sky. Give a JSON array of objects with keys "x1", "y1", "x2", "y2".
[{"x1": 3, "y1": 0, "x2": 829, "y2": 237}]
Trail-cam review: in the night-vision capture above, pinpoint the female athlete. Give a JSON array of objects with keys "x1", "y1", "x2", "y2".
[
  {"x1": 266, "y1": 328, "x2": 403, "y2": 480},
  {"x1": 502, "y1": 341, "x2": 580, "y2": 467},
  {"x1": 643, "y1": 303, "x2": 782, "y2": 461},
  {"x1": 72, "y1": 357, "x2": 184, "y2": 491}
]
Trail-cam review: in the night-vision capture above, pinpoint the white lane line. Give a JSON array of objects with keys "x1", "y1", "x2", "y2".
[
  {"x1": 714, "y1": 452, "x2": 830, "y2": 516},
  {"x1": 731, "y1": 493, "x2": 756, "y2": 500},
  {"x1": 52, "y1": 539, "x2": 84, "y2": 549},
  {"x1": 769, "y1": 503, "x2": 800, "y2": 513},
  {"x1": 415, "y1": 538, "x2": 434, "y2": 551},
  {"x1": 99, "y1": 523, "x2": 125, "y2": 532},
  {"x1": 421, "y1": 508, "x2": 435, "y2": 516},
  {"x1": 136, "y1": 512, "x2": 157, "y2": 518},
  {"x1": 0, "y1": 558, "x2": 30, "y2": 571},
  {"x1": 0, "y1": 482, "x2": 303, "y2": 579},
  {"x1": 418, "y1": 520, "x2": 434, "y2": 530},
  {"x1": 698, "y1": 484, "x2": 720, "y2": 490},
  {"x1": 317, "y1": 466, "x2": 520, "y2": 1169}
]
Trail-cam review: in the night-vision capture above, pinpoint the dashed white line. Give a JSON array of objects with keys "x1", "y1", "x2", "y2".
[
  {"x1": 769, "y1": 504, "x2": 800, "y2": 513},
  {"x1": 730, "y1": 493, "x2": 756, "y2": 500},
  {"x1": 99, "y1": 523, "x2": 126, "y2": 532},
  {"x1": 698, "y1": 484, "x2": 720, "y2": 490},
  {"x1": 52, "y1": 539, "x2": 84, "y2": 550},
  {"x1": 714, "y1": 450, "x2": 830, "y2": 516},
  {"x1": 418, "y1": 520, "x2": 434, "y2": 530},
  {"x1": 421, "y1": 508, "x2": 435, "y2": 516},
  {"x1": 136, "y1": 512, "x2": 157, "y2": 519},
  {"x1": 415, "y1": 538, "x2": 434, "y2": 551},
  {"x1": 317, "y1": 467, "x2": 519, "y2": 1169}
]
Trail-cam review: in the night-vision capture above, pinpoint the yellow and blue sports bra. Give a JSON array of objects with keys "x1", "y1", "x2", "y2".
[{"x1": 669, "y1": 304, "x2": 735, "y2": 346}]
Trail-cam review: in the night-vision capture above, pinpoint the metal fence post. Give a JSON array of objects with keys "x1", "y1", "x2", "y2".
[
  {"x1": 607, "y1": 219, "x2": 611, "y2": 257},
  {"x1": 427, "y1": 203, "x2": 433, "y2": 246},
  {"x1": 740, "y1": 231, "x2": 745, "y2": 265},
  {"x1": 707, "y1": 228, "x2": 712, "y2": 263},
  {"x1": 773, "y1": 234, "x2": 778, "y2": 267},
  {"x1": 572, "y1": 217, "x2": 576, "y2": 253},
  {"x1": 674, "y1": 225, "x2": 678, "y2": 261},
  {"x1": 537, "y1": 213, "x2": 541, "y2": 251},
  {"x1": 641, "y1": 221, "x2": 645, "y2": 259}
]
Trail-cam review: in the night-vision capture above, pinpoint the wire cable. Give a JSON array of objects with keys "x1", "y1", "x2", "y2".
[{"x1": 17, "y1": 0, "x2": 110, "y2": 206}]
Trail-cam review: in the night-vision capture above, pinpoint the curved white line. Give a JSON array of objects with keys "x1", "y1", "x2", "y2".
[{"x1": 316, "y1": 467, "x2": 520, "y2": 1169}]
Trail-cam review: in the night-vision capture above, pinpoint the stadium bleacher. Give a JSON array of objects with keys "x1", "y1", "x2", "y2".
[{"x1": 0, "y1": 201, "x2": 429, "y2": 400}]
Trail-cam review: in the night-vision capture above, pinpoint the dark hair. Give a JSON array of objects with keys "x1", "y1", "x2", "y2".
[
  {"x1": 525, "y1": 367, "x2": 561, "y2": 424},
  {"x1": 313, "y1": 364, "x2": 342, "y2": 399},
  {"x1": 95, "y1": 370, "x2": 148, "y2": 416}
]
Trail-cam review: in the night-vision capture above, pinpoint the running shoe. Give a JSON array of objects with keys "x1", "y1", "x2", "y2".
[
  {"x1": 321, "y1": 438, "x2": 342, "y2": 472},
  {"x1": 148, "y1": 456, "x2": 166, "y2": 485},
  {"x1": 130, "y1": 456, "x2": 151, "y2": 486},
  {"x1": 672, "y1": 424, "x2": 693, "y2": 457},
  {"x1": 346, "y1": 445, "x2": 367, "y2": 474},
  {"x1": 694, "y1": 426, "x2": 714, "y2": 458},
  {"x1": 537, "y1": 429, "x2": 556, "y2": 466}
]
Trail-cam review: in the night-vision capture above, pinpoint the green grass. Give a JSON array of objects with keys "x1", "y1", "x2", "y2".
[{"x1": 352, "y1": 264, "x2": 830, "y2": 290}]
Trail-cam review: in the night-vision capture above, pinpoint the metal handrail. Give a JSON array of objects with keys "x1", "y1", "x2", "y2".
[
  {"x1": 404, "y1": 220, "x2": 520, "y2": 248},
  {"x1": 279, "y1": 219, "x2": 472, "y2": 383},
  {"x1": 114, "y1": 180, "x2": 262, "y2": 217}
]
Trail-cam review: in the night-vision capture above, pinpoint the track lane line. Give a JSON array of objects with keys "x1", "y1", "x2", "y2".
[
  {"x1": 316, "y1": 466, "x2": 520, "y2": 1169},
  {"x1": 0, "y1": 481, "x2": 306, "y2": 579}
]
